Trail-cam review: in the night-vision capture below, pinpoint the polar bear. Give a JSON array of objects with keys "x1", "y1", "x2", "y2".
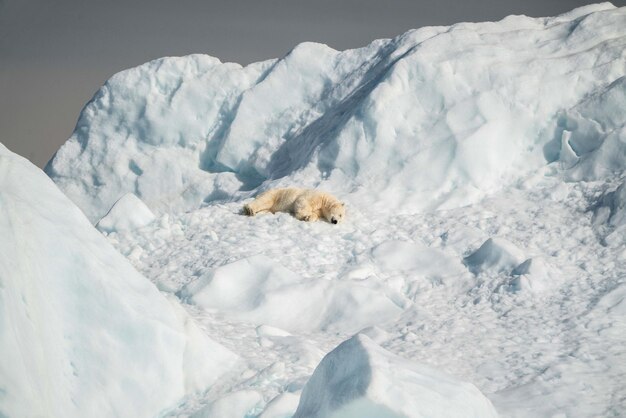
[{"x1": 243, "y1": 188, "x2": 346, "y2": 224}]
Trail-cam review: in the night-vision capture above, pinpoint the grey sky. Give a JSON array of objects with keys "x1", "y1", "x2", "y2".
[{"x1": 1, "y1": 0, "x2": 624, "y2": 167}]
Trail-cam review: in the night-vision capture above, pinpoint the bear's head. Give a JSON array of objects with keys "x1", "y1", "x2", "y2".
[{"x1": 325, "y1": 202, "x2": 345, "y2": 224}]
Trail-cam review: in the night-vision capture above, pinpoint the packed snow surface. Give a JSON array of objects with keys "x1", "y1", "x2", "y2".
[
  {"x1": 0, "y1": 144, "x2": 237, "y2": 417},
  {"x1": 32, "y1": 2, "x2": 626, "y2": 417},
  {"x1": 179, "y1": 254, "x2": 403, "y2": 334}
]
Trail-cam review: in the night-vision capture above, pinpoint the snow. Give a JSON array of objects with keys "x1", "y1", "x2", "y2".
[
  {"x1": 552, "y1": 76, "x2": 626, "y2": 180},
  {"x1": 9, "y1": 2, "x2": 626, "y2": 417},
  {"x1": 179, "y1": 254, "x2": 403, "y2": 333},
  {"x1": 592, "y1": 179, "x2": 626, "y2": 247},
  {"x1": 191, "y1": 390, "x2": 263, "y2": 418},
  {"x1": 46, "y1": 2, "x2": 626, "y2": 224},
  {"x1": 96, "y1": 192, "x2": 156, "y2": 233},
  {"x1": 99, "y1": 166, "x2": 626, "y2": 417},
  {"x1": 293, "y1": 334, "x2": 498, "y2": 418},
  {"x1": 258, "y1": 392, "x2": 301, "y2": 418},
  {"x1": 507, "y1": 257, "x2": 561, "y2": 293},
  {"x1": 0, "y1": 144, "x2": 237, "y2": 417},
  {"x1": 463, "y1": 238, "x2": 525, "y2": 275}
]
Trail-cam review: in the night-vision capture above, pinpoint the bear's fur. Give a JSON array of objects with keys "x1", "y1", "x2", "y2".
[{"x1": 243, "y1": 188, "x2": 345, "y2": 224}]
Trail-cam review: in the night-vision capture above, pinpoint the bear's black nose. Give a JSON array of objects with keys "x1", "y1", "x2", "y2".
[{"x1": 332, "y1": 219, "x2": 338, "y2": 224}]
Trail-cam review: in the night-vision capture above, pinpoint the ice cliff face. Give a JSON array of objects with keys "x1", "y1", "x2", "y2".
[
  {"x1": 0, "y1": 144, "x2": 236, "y2": 417},
  {"x1": 46, "y1": 3, "x2": 626, "y2": 223}
]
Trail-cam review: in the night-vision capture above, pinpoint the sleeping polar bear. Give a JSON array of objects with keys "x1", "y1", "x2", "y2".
[{"x1": 243, "y1": 188, "x2": 345, "y2": 224}]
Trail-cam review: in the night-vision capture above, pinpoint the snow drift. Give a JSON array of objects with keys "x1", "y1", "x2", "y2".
[
  {"x1": 293, "y1": 334, "x2": 498, "y2": 418},
  {"x1": 46, "y1": 3, "x2": 626, "y2": 223},
  {"x1": 463, "y1": 237, "x2": 525, "y2": 275},
  {"x1": 179, "y1": 254, "x2": 403, "y2": 333},
  {"x1": 0, "y1": 144, "x2": 236, "y2": 417}
]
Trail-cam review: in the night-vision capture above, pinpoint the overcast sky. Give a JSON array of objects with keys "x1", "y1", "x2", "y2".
[{"x1": 1, "y1": 0, "x2": 624, "y2": 167}]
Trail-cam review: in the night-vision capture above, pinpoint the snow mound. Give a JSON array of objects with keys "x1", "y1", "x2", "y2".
[
  {"x1": 96, "y1": 192, "x2": 155, "y2": 233},
  {"x1": 46, "y1": 4, "x2": 626, "y2": 222},
  {"x1": 0, "y1": 144, "x2": 236, "y2": 417},
  {"x1": 293, "y1": 334, "x2": 498, "y2": 418},
  {"x1": 180, "y1": 255, "x2": 402, "y2": 333},
  {"x1": 507, "y1": 257, "x2": 560, "y2": 293},
  {"x1": 463, "y1": 237, "x2": 525, "y2": 275}
]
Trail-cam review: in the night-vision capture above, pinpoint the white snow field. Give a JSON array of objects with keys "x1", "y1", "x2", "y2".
[
  {"x1": 0, "y1": 144, "x2": 237, "y2": 417},
  {"x1": 12, "y1": 2, "x2": 625, "y2": 417}
]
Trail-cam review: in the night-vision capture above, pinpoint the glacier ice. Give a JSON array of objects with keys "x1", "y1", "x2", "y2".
[
  {"x1": 46, "y1": 3, "x2": 626, "y2": 223},
  {"x1": 549, "y1": 76, "x2": 626, "y2": 179},
  {"x1": 0, "y1": 144, "x2": 236, "y2": 417}
]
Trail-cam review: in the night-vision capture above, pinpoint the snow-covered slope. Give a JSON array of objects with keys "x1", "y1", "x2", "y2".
[
  {"x1": 0, "y1": 144, "x2": 236, "y2": 417},
  {"x1": 47, "y1": 3, "x2": 626, "y2": 223},
  {"x1": 36, "y1": 3, "x2": 626, "y2": 418}
]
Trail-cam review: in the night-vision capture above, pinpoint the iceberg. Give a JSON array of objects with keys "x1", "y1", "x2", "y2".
[
  {"x1": 46, "y1": 3, "x2": 626, "y2": 223},
  {"x1": 0, "y1": 144, "x2": 236, "y2": 417},
  {"x1": 30, "y1": 3, "x2": 626, "y2": 416}
]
